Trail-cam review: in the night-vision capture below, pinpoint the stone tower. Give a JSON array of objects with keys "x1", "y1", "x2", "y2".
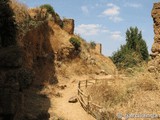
[{"x1": 95, "y1": 43, "x2": 102, "y2": 54}]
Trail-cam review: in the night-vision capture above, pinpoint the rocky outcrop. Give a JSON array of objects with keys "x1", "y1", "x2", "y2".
[
  {"x1": 148, "y1": 2, "x2": 160, "y2": 72},
  {"x1": 63, "y1": 19, "x2": 74, "y2": 34}
]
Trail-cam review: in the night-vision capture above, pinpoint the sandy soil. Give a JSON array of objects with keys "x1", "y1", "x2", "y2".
[{"x1": 49, "y1": 75, "x2": 96, "y2": 120}]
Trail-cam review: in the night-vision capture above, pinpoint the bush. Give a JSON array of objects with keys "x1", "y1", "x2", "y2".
[
  {"x1": 69, "y1": 37, "x2": 81, "y2": 50},
  {"x1": 90, "y1": 41, "x2": 96, "y2": 49},
  {"x1": 40, "y1": 4, "x2": 55, "y2": 15}
]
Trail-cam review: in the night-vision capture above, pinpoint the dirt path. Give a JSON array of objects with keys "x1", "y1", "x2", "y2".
[{"x1": 49, "y1": 77, "x2": 95, "y2": 120}]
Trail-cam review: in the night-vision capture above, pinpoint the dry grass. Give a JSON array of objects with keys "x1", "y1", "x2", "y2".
[
  {"x1": 88, "y1": 78, "x2": 132, "y2": 107},
  {"x1": 135, "y1": 74, "x2": 160, "y2": 91},
  {"x1": 87, "y1": 65, "x2": 160, "y2": 119}
]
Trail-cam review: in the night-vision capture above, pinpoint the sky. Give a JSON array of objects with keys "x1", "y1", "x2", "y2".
[{"x1": 19, "y1": 0, "x2": 159, "y2": 56}]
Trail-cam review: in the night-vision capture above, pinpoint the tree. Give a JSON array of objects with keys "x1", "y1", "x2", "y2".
[
  {"x1": 125, "y1": 27, "x2": 149, "y2": 60},
  {"x1": 111, "y1": 27, "x2": 149, "y2": 69},
  {"x1": 126, "y1": 27, "x2": 138, "y2": 50},
  {"x1": 139, "y1": 39, "x2": 149, "y2": 60},
  {"x1": 0, "y1": 0, "x2": 17, "y2": 47}
]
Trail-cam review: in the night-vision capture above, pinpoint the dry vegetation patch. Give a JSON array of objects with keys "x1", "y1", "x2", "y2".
[
  {"x1": 87, "y1": 67, "x2": 160, "y2": 119},
  {"x1": 88, "y1": 78, "x2": 132, "y2": 108}
]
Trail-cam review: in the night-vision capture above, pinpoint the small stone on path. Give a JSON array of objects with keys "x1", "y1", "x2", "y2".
[{"x1": 68, "y1": 96, "x2": 78, "y2": 103}]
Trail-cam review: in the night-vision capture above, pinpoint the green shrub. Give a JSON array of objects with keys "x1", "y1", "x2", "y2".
[
  {"x1": 40, "y1": 4, "x2": 55, "y2": 15},
  {"x1": 69, "y1": 37, "x2": 81, "y2": 50},
  {"x1": 90, "y1": 41, "x2": 96, "y2": 49}
]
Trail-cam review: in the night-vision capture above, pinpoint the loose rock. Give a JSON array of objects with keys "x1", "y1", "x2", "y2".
[{"x1": 68, "y1": 96, "x2": 78, "y2": 103}]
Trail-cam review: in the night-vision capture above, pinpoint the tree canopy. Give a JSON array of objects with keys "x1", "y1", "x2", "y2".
[{"x1": 111, "y1": 27, "x2": 149, "y2": 69}]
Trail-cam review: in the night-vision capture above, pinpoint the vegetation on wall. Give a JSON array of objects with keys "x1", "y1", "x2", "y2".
[
  {"x1": 111, "y1": 27, "x2": 149, "y2": 69},
  {"x1": 40, "y1": 4, "x2": 55, "y2": 15},
  {"x1": 69, "y1": 37, "x2": 81, "y2": 50}
]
